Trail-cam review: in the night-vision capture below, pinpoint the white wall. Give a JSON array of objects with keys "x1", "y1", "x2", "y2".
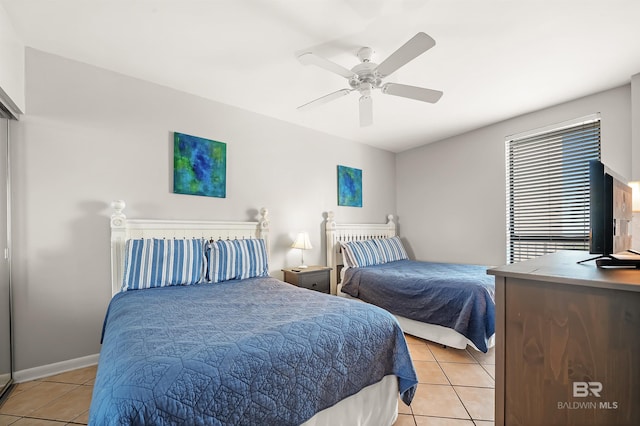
[
  {"x1": 0, "y1": 3, "x2": 24, "y2": 114},
  {"x1": 11, "y1": 48, "x2": 397, "y2": 372},
  {"x1": 396, "y1": 85, "x2": 633, "y2": 267}
]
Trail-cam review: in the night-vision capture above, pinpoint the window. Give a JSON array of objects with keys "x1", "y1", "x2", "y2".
[{"x1": 506, "y1": 115, "x2": 601, "y2": 263}]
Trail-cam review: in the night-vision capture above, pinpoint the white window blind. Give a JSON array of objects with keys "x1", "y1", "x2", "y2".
[{"x1": 506, "y1": 116, "x2": 601, "y2": 263}]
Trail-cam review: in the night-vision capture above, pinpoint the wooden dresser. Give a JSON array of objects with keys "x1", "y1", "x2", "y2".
[{"x1": 488, "y1": 251, "x2": 640, "y2": 426}]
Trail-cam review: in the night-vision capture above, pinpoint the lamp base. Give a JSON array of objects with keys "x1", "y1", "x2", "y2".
[{"x1": 298, "y1": 264, "x2": 308, "y2": 269}]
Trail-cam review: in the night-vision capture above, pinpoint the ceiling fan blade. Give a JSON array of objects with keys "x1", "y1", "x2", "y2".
[
  {"x1": 297, "y1": 89, "x2": 352, "y2": 111},
  {"x1": 359, "y1": 96, "x2": 373, "y2": 127},
  {"x1": 298, "y1": 52, "x2": 357, "y2": 79},
  {"x1": 382, "y1": 83, "x2": 443, "y2": 103},
  {"x1": 375, "y1": 32, "x2": 436, "y2": 78}
]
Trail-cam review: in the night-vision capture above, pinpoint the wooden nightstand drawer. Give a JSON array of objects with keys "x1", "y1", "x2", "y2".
[
  {"x1": 281, "y1": 266, "x2": 331, "y2": 294},
  {"x1": 296, "y1": 271, "x2": 329, "y2": 293}
]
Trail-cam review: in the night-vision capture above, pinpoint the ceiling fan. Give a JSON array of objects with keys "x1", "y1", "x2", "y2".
[{"x1": 296, "y1": 32, "x2": 443, "y2": 127}]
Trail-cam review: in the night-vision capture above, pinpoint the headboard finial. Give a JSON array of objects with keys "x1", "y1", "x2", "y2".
[
  {"x1": 326, "y1": 211, "x2": 336, "y2": 230},
  {"x1": 259, "y1": 208, "x2": 270, "y2": 231},
  {"x1": 387, "y1": 214, "x2": 396, "y2": 227},
  {"x1": 111, "y1": 200, "x2": 126, "y2": 228}
]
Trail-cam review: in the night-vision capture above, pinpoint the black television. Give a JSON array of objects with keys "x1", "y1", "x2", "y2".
[{"x1": 587, "y1": 159, "x2": 636, "y2": 266}]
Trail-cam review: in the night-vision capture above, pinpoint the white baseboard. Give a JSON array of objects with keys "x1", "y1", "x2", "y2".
[{"x1": 13, "y1": 353, "x2": 99, "y2": 383}]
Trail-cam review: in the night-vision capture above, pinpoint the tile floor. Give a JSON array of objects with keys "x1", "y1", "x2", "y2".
[
  {"x1": 395, "y1": 334, "x2": 495, "y2": 426},
  {"x1": 0, "y1": 366, "x2": 96, "y2": 425},
  {"x1": 0, "y1": 335, "x2": 495, "y2": 425}
]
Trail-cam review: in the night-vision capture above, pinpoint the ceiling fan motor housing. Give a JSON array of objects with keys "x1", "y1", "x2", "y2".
[{"x1": 349, "y1": 56, "x2": 383, "y2": 92}]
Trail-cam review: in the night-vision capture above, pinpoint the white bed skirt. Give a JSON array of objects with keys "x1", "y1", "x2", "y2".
[
  {"x1": 302, "y1": 374, "x2": 398, "y2": 426},
  {"x1": 394, "y1": 314, "x2": 495, "y2": 351},
  {"x1": 337, "y1": 284, "x2": 495, "y2": 352}
]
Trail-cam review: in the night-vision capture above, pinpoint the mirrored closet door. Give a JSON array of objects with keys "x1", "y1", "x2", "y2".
[{"x1": 0, "y1": 116, "x2": 12, "y2": 398}]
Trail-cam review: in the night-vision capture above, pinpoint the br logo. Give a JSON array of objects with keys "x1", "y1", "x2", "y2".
[{"x1": 573, "y1": 382, "x2": 602, "y2": 397}]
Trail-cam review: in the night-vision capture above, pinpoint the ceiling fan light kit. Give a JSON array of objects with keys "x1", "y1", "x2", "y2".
[{"x1": 297, "y1": 32, "x2": 443, "y2": 127}]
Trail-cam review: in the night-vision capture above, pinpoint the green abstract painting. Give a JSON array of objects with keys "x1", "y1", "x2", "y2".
[
  {"x1": 173, "y1": 132, "x2": 226, "y2": 198},
  {"x1": 337, "y1": 165, "x2": 362, "y2": 207}
]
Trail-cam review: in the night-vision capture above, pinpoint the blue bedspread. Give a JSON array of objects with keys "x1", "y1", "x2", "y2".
[
  {"x1": 89, "y1": 277, "x2": 417, "y2": 425},
  {"x1": 341, "y1": 260, "x2": 495, "y2": 352}
]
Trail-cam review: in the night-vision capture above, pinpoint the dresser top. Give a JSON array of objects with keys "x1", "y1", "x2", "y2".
[{"x1": 487, "y1": 250, "x2": 640, "y2": 292}]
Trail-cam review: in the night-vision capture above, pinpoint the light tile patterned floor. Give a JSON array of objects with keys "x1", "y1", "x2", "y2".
[
  {"x1": 0, "y1": 335, "x2": 495, "y2": 425},
  {"x1": 395, "y1": 334, "x2": 495, "y2": 426},
  {"x1": 0, "y1": 366, "x2": 96, "y2": 425}
]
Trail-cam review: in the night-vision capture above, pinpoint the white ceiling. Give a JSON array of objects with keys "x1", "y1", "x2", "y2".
[{"x1": 3, "y1": 0, "x2": 640, "y2": 152}]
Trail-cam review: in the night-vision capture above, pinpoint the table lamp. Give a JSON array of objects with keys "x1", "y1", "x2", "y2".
[{"x1": 291, "y1": 232, "x2": 312, "y2": 268}]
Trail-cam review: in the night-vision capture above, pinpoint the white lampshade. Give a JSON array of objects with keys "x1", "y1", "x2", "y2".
[
  {"x1": 291, "y1": 232, "x2": 313, "y2": 250},
  {"x1": 291, "y1": 232, "x2": 312, "y2": 268},
  {"x1": 630, "y1": 181, "x2": 640, "y2": 212}
]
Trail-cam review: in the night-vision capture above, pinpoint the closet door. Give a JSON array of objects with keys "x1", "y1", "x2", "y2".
[{"x1": 0, "y1": 117, "x2": 11, "y2": 397}]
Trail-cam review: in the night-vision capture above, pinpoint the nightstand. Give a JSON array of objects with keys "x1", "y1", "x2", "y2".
[{"x1": 281, "y1": 266, "x2": 332, "y2": 294}]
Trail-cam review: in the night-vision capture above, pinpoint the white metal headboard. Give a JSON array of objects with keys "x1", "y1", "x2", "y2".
[
  {"x1": 110, "y1": 200, "x2": 270, "y2": 296},
  {"x1": 324, "y1": 211, "x2": 396, "y2": 295}
]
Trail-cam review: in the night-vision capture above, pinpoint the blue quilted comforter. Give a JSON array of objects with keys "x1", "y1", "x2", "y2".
[
  {"x1": 89, "y1": 277, "x2": 417, "y2": 425},
  {"x1": 341, "y1": 260, "x2": 495, "y2": 352}
]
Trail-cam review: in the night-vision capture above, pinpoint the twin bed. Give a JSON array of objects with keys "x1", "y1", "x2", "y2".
[
  {"x1": 89, "y1": 202, "x2": 418, "y2": 425},
  {"x1": 325, "y1": 211, "x2": 496, "y2": 353}
]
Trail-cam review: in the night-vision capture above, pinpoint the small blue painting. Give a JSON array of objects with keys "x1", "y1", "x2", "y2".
[
  {"x1": 173, "y1": 132, "x2": 226, "y2": 198},
  {"x1": 337, "y1": 165, "x2": 362, "y2": 207}
]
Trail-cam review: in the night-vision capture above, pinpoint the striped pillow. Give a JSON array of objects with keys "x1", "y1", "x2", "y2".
[
  {"x1": 340, "y1": 242, "x2": 357, "y2": 268},
  {"x1": 237, "y1": 239, "x2": 269, "y2": 280},
  {"x1": 208, "y1": 239, "x2": 240, "y2": 283},
  {"x1": 122, "y1": 238, "x2": 205, "y2": 291},
  {"x1": 341, "y1": 239, "x2": 383, "y2": 268},
  {"x1": 207, "y1": 239, "x2": 269, "y2": 283},
  {"x1": 375, "y1": 236, "x2": 409, "y2": 263}
]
